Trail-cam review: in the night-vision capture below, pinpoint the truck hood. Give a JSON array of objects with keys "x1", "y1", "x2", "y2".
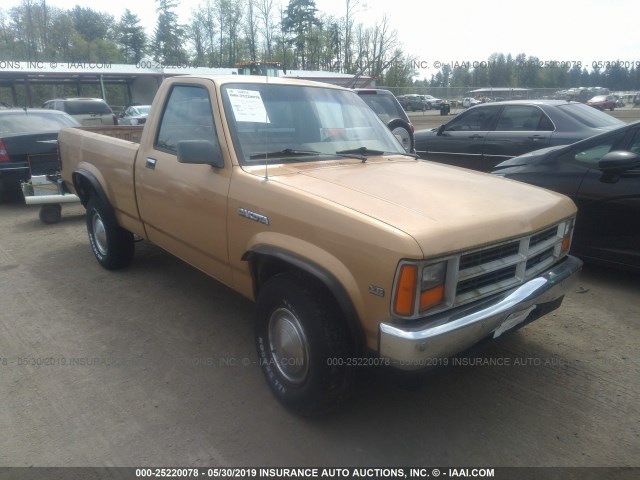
[{"x1": 255, "y1": 158, "x2": 577, "y2": 258}]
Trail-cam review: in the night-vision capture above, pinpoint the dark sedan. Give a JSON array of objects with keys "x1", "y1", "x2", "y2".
[
  {"x1": 415, "y1": 100, "x2": 624, "y2": 172},
  {"x1": 0, "y1": 109, "x2": 80, "y2": 196},
  {"x1": 492, "y1": 121, "x2": 640, "y2": 272}
]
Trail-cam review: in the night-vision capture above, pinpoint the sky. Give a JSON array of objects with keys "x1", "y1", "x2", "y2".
[{"x1": 2, "y1": 0, "x2": 639, "y2": 79}]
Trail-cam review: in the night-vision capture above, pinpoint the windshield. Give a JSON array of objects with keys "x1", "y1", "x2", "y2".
[
  {"x1": 0, "y1": 111, "x2": 80, "y2": 134},
  {"x1": 221, "y1": 83, "x2": 405, "y2": 165},
  {"x1": 557, "y1": 103, "x2": 623, "y2": 128}
]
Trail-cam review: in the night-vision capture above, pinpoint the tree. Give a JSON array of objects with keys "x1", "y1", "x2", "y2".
[
  {"x1": 255, "y1": 0, "x2": 276, "y2": 60},
  {"x1": 116, "y1": 9, "x2": 147, "y2": 64},
  {"x1": 71, "y1": 6, "x2": 113, "y2": 43},
  {"x1": 246, "y1": 0, "x2": 258, "y2": 62},
  {"x1": 342, "y1": 0, "x2": 362, "y2": 72},
  {"x1": 282, "y1": 0, "x2": 320, "y2": 69},
  {"x1": 382, "y1": 50, "x2": 414, "y2": 88},
  {"x1": 152, "y1": 0, "x2": 187, "y2": 65}
]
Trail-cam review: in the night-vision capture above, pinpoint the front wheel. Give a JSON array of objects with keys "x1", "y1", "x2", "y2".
[
  {"x1": 255, "y1": 273, "x2": 355, "y2": 415},
  {"x1": 86, "y1": 197, "x2": 134, "y2": 270}
]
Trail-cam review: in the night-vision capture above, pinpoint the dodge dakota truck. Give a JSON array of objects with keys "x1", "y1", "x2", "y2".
[{"x1": 59, "y1": 75, "x2": 582, "y2": 414}]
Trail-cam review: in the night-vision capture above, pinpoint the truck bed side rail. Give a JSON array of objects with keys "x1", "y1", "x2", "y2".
[{"x1": 79, "y1": 125, "x2": 144, "y2": 143}]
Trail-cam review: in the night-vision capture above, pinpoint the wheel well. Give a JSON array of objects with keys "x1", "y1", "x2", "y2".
[
  {"x1": 72, "y1": 173, "x2": 94, "y2": 207},
  {"x1": 245, "y1": 251, "x2": 365, "y2": 351},
  {"x1": 72, "y1": 172, "x2": 117, "y2": 223}
]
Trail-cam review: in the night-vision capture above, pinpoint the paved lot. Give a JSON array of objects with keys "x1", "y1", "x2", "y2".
[{"x1": 0, "y1": 194, "x2": 638, "y2": 468}]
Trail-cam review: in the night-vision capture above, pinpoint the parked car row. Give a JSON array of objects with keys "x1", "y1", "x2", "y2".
[
  {"x1": 397, "y1": 94, "x2": 444, "y2": 111},
  {"x1": 412, "y1": 99, "x2": 637, "y2": 272}
]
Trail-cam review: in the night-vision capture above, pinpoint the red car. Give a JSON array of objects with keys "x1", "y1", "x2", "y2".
[{"x1": 586, "y1": 95, "x2": 616, "y2": 111}]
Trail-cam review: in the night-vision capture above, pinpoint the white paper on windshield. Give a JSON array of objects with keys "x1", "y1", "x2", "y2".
[{"x1": 227, "y1": 88, "x2": 270, "y2": 123}]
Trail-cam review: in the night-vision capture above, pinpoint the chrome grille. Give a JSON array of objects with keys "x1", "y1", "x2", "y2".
[{"x1": 452, "y1": 222, "x2": 568, "y2": 307}]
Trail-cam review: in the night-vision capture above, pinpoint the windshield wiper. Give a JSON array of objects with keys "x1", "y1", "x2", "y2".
[
  {"x1": 335, "y1": 146, "x2": 417, "y2": 162},
  {"x1": 249, "y1": 148, "x2": 321, "y2": 160},
  {"x1": 336, "y1": 146, "x2": 385, "y2": 156}
]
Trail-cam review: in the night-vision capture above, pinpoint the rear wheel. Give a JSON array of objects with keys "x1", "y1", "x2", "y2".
[
  {"x1": 86, "y1": 197, "x2": 134, "y2": 270},
  {"x1": 255, "y1": 273, "x2": 355, "y2": 415}
]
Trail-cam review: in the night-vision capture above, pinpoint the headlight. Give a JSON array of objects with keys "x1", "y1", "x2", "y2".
[
  {"x1": 392, "y1": 260, "x2": 449, "y2": 318},
  {"x1": 560, "y1": 217, "x2": 575, "y2": 255}
]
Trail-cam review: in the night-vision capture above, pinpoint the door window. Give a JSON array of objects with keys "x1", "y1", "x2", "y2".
[
  {"x1": 155, "y1": 85, "x2": 218, "y2": 154},
  {"x1": 445, "y1": 106, "x2": 499, "y2": 131},
  {"x1": 494, "y1": 105, "x2": 553, "y2": 131}
]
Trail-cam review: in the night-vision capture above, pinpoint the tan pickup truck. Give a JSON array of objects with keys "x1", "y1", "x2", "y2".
[{"x1": 59, "y1": 75, "x2": 582, "y2": 414}]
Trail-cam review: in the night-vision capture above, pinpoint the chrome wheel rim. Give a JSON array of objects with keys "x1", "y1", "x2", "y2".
[
  {"x1": 268, "y1": 307, "x2": 309, "y2": 384},
  {"x1": 92, "y1": 212, "x2": 108, "y2": 256}
]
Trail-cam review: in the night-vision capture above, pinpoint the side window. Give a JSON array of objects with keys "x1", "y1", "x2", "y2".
[
  {"x1": 155, "y1": 85, "x2": 218, "y2": 154},
  {"x1": 558, "y1": 131, "x2": 626, "y2": 167},
  {"x1": 495, "y1": 105, "x2": 553, "y2": 131},
  {"x1": 446, "y1": 107, "x2": 499, "y2": 131},
  {"x1": 628, "y1": 129, "x2": 640, "y2": 155}
]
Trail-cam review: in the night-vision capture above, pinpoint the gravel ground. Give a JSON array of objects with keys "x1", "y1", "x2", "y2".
[{"x1": 0, "y1": 196, "x2": 638, "y2": 471}]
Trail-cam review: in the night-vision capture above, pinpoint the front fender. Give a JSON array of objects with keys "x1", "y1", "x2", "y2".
[{"x1": 242, "y1": 236, "x2": 366, "y2": 349}]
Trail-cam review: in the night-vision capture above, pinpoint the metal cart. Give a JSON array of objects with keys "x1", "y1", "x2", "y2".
[
  {"x1": 21, "y1": 149, "x2": 79, "y2": 224},
  {"x1": 22, "y1": 174, "x2": 80, "y2": 224}
]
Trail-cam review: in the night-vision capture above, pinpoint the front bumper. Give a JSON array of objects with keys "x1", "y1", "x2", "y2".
[{"x1": 379, "y1": 255, "x2": 582, "y2": 369}]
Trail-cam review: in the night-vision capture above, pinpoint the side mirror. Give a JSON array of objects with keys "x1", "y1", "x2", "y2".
[
  {"x1": 436, "y1": 124, "x2": 446, "y2": 136},
  {"x1": 598, "y1": 150, "x2": 640, "y2": 183},
  {"x1": 177, "y1": 140, "x2": 224, "y2": 168}
]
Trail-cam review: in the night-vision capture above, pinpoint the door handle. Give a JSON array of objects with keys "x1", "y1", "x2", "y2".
[
  {"x1": 145, "y1": 157, "x2": 157, "y2": 169},
  {"x1": 469, "y1": 134, "x2": 484, "y2": 140},
  {"x1": 528, "y1": 135, "x2": 544, "y2": 140}
]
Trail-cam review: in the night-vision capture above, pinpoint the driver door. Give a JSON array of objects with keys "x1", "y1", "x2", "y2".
[
  {"x1": 135, "y1": 81, "x2": 233, "y2": 285},
  {"x1": 424, "y1": 105, "x2": 500, "y2": 171}
]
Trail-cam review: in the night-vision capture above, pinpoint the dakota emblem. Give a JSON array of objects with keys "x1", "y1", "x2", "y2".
[{"x1": 238, "y1": 208, "x2": 269, "y2": 225}]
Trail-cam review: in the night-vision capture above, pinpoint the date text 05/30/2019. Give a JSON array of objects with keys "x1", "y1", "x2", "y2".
[{"x1": 134, "y1": 467, "x2": 496, "y2": 478}]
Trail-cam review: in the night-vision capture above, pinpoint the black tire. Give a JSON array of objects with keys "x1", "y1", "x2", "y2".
[
  {"x1": 86, "y1": 197, "x2": 134, "y2": 270},
  {"x1": 255, "y1": 272, "x2": 355, "y2": 415},
  {"x1": 39, "y1": 204, "x2": 62, "y2": 224}
]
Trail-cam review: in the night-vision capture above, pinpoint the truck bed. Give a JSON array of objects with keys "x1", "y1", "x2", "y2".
[{"x1": 59, "y1": 125, "x2": 146, "y2": 236}]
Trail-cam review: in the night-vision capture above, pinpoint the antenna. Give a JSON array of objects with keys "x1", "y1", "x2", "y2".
[{"x1": 264, "y1": 69, "x2": 269, "y2": 180}]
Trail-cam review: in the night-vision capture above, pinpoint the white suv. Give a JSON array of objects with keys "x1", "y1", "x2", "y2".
[{"x1": 42, "y1": 98, "x2": 117, "y2": 126}]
